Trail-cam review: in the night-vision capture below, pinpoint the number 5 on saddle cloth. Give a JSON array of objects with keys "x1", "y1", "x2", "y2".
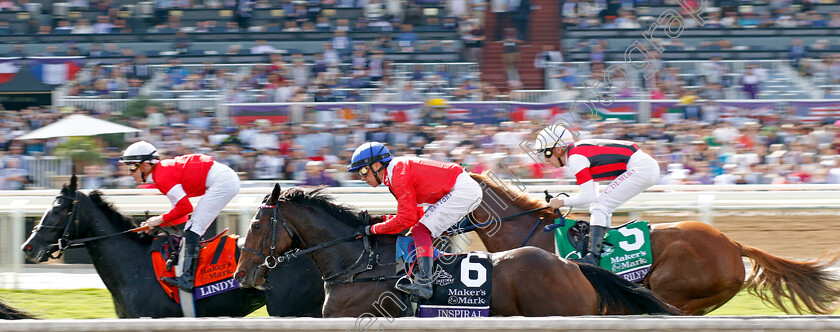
[{"x1": 551, "y1": 218, "x2": 653, "y2": 283}]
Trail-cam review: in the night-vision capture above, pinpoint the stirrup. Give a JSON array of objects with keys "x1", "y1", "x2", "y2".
[
  {"x1": 581, "y1": 253, "x2": 599, "y2": 266},
  {"x1": 394, "y1": 276, "x2": 433, "y2": 299},
  {"x1": 162, "y1": 275, "x2": 195, "y2": 292}
]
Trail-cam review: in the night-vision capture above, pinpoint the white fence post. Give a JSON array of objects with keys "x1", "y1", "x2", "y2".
[
  {"x1": 9, "y1": 199, "x2": 28, "y2": 289},
  {"x1": 236, "y1": 196, "x2": 256, "y2": 240},
  {"x1": 697, "y1": 194, "x2": 715, "y2": 225}
]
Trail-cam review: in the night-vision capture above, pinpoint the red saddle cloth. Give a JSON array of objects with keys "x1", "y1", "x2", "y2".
[{"x1": 151, "y1": 230, "x2": 239, "y2": 303}]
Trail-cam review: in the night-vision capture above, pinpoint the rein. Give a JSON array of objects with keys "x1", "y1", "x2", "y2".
[
  {"x1": 243, "y1": 204, "x2": 394, "y2": 284},
  {"x1": 444, "y1": 206, "x2": 550, "y2": 247},
  {"x1": 37, "y1": 192, "x2": 138, "y2": 258}
]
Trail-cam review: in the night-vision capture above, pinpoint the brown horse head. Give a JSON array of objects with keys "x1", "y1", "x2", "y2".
[
  {"x1": 465, "y1": 172, "x2": 561, "y2": 251},
  {"x1": 236, "y1": 183, "x2": 294, "y2": 288},
  {"x1": 236, "y1": 184, "x2": 371, "y2": 288},
  {"x1": 469, "y1": 171, "x2": 559, "y2": 222}
]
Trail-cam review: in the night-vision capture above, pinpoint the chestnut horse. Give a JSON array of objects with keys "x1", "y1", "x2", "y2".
[
  {"x1": 460, "y1": 172, "x2": 840, "y2": 315},
  {"x1": 234, "y1": 184, "x2": 680, "y2": 317}
]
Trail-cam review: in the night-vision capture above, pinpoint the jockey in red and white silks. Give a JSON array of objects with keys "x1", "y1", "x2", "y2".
[
  {"x1": 536, "y1": 125, "x2": 659, "y2": 266},
  {"x1": 372, "y1": 156, "x2": 482, "y2": 238},
  {"x1": 148, "y1": 154, "x2": 241, "y2": 236},
  {"x1": 349, "y1": 142, "x2": 482, "y2": 299},
  {"x1": 562, "y1": 139, "x2": 660, "y2": 226},
  {"x1": 120, "y1": 141, "x2": 240, "y2": 291}
]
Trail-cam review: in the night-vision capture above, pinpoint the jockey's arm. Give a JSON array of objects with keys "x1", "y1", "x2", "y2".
[
  {"x1": 160, "y1": 184, "x2": 194, "y2": 226},
  {"x1": 371, "y1": 185, "x2": 420, "y2": 234},
  {"x1": 562, "y1": 154, "x2": 598, "y2": 207}
]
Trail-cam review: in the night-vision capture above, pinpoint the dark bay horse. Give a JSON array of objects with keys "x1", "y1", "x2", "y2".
[
  {"x1": 464, "y1": 172, "x2": 840, "y2": 315},
  {"x1": 20, "y1": 176, "x2": 323, "y2": 318},
  {"x1": 234, "y1": 184, "x2": 680, "y2": 317}
]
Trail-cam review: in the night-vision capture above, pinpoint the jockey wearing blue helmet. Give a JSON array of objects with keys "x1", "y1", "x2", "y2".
[
  {"x1": 348, "y1": 142, "x2": 392, "y2": 186},
  {"x1": 348, "y1": 141, "x2": 483, "y2": 300}
]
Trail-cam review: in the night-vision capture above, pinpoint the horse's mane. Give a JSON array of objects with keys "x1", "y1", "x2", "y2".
[
  {"x1": 469, "y1": 172, "x2": 558, "y2": 220},
  {"x1": 86, "y1": 190, "x2": 140, "y2": 230},
  {"x1": 279, "y1": 187, "x2": 375, "y2": 226}
]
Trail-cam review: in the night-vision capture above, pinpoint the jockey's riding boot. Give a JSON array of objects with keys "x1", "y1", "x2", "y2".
[
  {"x1": 582, "y1": 225, "x2": 607, "y2": 266},
  {"x1": 162, "y1": 231, "x2": 200, "y2": 292},
  {"x1": 395, "y1": 256, "x2": 434, "y2": 299}
]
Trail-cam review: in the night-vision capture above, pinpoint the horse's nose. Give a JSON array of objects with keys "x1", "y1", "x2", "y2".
[
  {"x1": 21, "y1": 244, "x2": 33, "y2": 253},
  {"x1": 234, "y1": 270, "x2": 246, "y2": 282}
]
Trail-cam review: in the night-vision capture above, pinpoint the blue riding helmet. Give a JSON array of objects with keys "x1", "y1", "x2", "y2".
[{"x1": 348, "y1": 142, "x2": 392, "y2": 172}]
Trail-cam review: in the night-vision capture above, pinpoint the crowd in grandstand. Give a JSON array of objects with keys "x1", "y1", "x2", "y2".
[
  {"x1": 1, "y1": 103, "x2": 840, "y2": 190},
  {"x1": 0, "y1": 0, "x2": 839, "y2": 189}
]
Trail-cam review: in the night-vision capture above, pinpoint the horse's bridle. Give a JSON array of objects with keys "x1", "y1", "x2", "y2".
[
  {"x1": 242, "y1": 203, "x2": 393, "y2": 284},
  {"x1": 33, "y1": 191, "x2": 137, "y2": 258},
  {"x1": 30, "y1": 192, "x2": 83, "y2": 259},
  {"x1": 241, "y1": 204, "x2": 296, "y2": 270}
]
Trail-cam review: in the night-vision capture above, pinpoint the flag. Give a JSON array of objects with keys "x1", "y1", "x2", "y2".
[
  {"x1": 29, "y1": 57, "x2": 83, "y2": 85},
  {"x1": 0, "y1": 57, "x2": 20, "y2": 85},
  {"x1": 446, "y1": 107, "x2": 471, "y2": 120},
  {"x1": 510, "y1": 105, "x2": 562, "y2": 122}
]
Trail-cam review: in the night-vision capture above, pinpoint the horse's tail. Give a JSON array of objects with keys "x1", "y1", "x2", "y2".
[
  {"x1": 740, "y1": 244, "x2": 840, "y2": 314},
  {"x1": 577, "y1": 263, "x2": 682, "y2": 315},
  {"x1": 0, "y1": 298, "x2": 35, "y2": 320}
]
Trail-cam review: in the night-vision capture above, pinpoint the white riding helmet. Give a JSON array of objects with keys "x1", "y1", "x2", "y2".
[
  {"x1": 534, "y1": 124, "x2": 575, "y2": 152},
  {"x1": 120, "y1": 141, "x2": 160, "y2": 164}
]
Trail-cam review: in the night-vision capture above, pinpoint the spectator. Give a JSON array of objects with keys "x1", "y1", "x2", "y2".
[
  {"x1": 299, "y1": 160, "x2": 340, "y2": 187},
  {"x1": 4, "y1": 44, "x2": 25, "y2": 57},
  {"x1": 789, "y1": 38, "x2": 807, "y2": 69},
  {"x1": 82, "y1": 165, "x2": 106, "y2": 189},
  {"x1": 740, "y1": 65, "x2": 761, "y2": 99},
  {"x1": 254, "y1": 148, "x2": 284, "y2": 179},
  {"x1": 72, "y1": 19, "x2": 95, "y2": 34},
  {"x1": 509, "y1": 0, "x2": 531, "y2": 41},
  {"x1": 534, "y1": 43, "x2": 563, "y2": 69},
  {"x1": 322, "y1": 42, "x2": 341, "y2": 67},
  {"x1": 491, "y1": 0, "x2": 509, "y2": 41},
  {"x1": 462, "y1": 22, "x2": 486, "y2": 63},
  {"x1": 54, "y1": 20, "x2": 74, "y2": 34},
  {"x1": 0, "y1": 157, "x2": 28, "y2": 190},
  {"x1": 501, "y1": 28, "x2": 522, "y2": 85},
  {"x1": 93, "y1": 16, "x2": 114, "y2": 33},
  {"x1": 331, "y1": 30, "x2": 352, "y2": 56},
  {"x1": 250, "y1": 40, "x2": 277, "y2": 54},
  {"x1": 396, "y1": 24, "x2": 418, "y2": 52},
  {"x1": 236, "y1": 0, "x2": 255, "y2": 30},
  {"x1": 315, "y1": 15, "x2": 333, "y2": 31}
]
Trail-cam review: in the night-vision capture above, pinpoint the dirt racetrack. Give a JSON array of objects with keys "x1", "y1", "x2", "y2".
[{"x1": 465, "y1": 210, "x2": 840, "y2": 260}]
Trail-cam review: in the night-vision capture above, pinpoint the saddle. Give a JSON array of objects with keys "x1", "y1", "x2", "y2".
[{"x1": 151, "y1": 229, "x2": 240, "y2": 303}]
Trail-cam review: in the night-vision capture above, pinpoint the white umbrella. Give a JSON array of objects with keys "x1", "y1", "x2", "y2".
[{"x1": 15, "y1": 114, "x2": 141, "y2": 140}]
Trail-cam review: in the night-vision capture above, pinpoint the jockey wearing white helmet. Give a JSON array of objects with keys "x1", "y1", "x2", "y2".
[
  {"x1": 537, "y1": 124, "x2": 660, "y2": 266},
  {"x1": 119, "y1": 141, "x2": 240, "y2": 292}
]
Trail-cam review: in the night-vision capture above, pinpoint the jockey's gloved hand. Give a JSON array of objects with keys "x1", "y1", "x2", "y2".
[{"x1": 354, "y1": 225, "x2": 372, "y2": 238}]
